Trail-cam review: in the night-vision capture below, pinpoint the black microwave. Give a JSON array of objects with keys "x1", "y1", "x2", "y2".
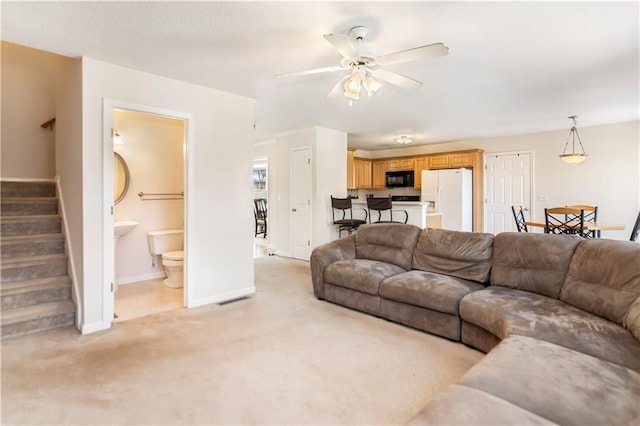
[{"x1": 385, "y1": 170, "x2": 414, "y2": 188}]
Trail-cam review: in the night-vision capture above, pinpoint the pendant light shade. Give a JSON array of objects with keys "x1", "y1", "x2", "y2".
[{"x1": 559, "y1": 116, "x2": 587, "y2": 164}]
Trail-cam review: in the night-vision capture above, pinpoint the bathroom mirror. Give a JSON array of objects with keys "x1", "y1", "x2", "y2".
[{"x1": 114, "y1": 152, "x2": 130, "y2": 204}]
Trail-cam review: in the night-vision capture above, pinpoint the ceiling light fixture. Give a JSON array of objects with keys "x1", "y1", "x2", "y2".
[
  {"x1": 112, "y1": 128, "x2": 123, "y2": 145},
  {"x1": 343, "y1": 65, "x2": 381, "y2": 101},
  {"x1": 395, "y1": 136, "x2": 412, "y2": 145},
  {"x1": 559, "y1": 116, "x2": 587, "y2": 164}
]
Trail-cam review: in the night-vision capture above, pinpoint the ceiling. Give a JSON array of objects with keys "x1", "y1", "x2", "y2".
[{"x1": 2, "y1": 1, "x2": 638, "y2": 150}]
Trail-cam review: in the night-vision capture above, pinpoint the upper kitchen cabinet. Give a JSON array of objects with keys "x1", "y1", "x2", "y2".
[
  {"x1": 387, "y1": 158, "x2": 414, "y2": 171},
  {"x1": 347, "y1": 149, "x2": 355, "y2": 189},
  {"x1": 372, "y1": 160, "x2": 387, "y2": 189},
  {"x1": 428, "y1": 151, "x2": 474, "y2": 169},
  {"x1": 354, "y1": 157, "x2": 372, "y2": 189},
  {"x1": 413, "y1": 156, "x2": 429, "y2": 189}
]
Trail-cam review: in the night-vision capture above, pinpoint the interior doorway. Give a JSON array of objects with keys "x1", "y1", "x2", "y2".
[
  {"x1": 253, "y1": 158, "x2": 268, "y2": 258},
  {"x1": 103, "y1": 99, "x2": 192, "y2": 327},
  {"x1": 484, "y1": 151, "x2": 534, "y2": 234}
]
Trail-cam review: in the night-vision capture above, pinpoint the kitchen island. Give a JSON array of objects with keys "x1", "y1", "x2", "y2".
[{"x1": 352, "y1": 200, "x2": 442, "y2": 229}]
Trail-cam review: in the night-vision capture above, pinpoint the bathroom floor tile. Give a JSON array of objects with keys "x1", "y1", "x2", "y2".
[{"x1": 114, "y1": 279, "x2": 183, "y2": 322}]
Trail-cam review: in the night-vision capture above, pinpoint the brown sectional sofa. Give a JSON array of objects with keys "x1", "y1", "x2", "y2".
[{"x1": 310, "y1": 223, "x2": 640, "y2": 425}]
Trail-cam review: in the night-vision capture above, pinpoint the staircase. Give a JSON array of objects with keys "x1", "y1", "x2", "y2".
[{"x1": 1, "y1": 181, "x2": 76, "y2": 339}]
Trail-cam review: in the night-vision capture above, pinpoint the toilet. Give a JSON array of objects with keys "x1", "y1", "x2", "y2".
[{"x1": 147, "y1": 229, "x2": 184, "y2": 288}]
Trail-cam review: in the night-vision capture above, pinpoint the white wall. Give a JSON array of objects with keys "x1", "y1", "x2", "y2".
[
  {"x1": 113, "y1": 110, "x2": 185, "y2": 283},
  {"x1": 356, "y1": 120, "x2": 639, "y2": 240},
  {"x1": 314, "y1": 127, "x2": 348, "y2": 242},
  {"x1": 81, "y1": 57, "x2": 256, "y2": 332},
  {"x1": 1, "y1": 42, "x2": 61, "y2": 178},
  {"x1": 55, "y1": 55, "x2": 83, "y2": 327}
]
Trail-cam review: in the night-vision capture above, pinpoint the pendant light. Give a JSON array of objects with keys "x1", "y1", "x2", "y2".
[{"x1": 559, "y1": 116, "x2": 587, "y2": 164}]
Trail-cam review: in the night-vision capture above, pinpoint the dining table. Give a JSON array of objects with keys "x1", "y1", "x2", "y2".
[{"x1": 524, "y1": 220, "x2": 625, "y2": 231}]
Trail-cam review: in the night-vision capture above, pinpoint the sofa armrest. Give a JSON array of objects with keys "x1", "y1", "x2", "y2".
[{"x1": 310, "y1": 234, "x2": 356, "y2": 299}]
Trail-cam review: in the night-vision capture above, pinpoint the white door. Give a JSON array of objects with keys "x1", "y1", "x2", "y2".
[
  {"x1": 291, "y1": 147, "x2": 312, "y2": 260},
  {"x1": 484, "y1": 152, "x2": 532, "y2": 234}
]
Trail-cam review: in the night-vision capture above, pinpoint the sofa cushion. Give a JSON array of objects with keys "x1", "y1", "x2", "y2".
[
  {"x1": 412, "y1": 228, "x2": 494, "y2": 283},
  {"x1": 324, "y1": 259, "x2": 406, "y2": 296},
  {"x1": 561, "y1": 238, "x2": 640, "y2": 329},
  {"x1": 380, "y1": 270, "x2": 484, "y2": 316},
  {"x1": 460, "y1": 286, "x2": 640, "y2": 370},
  {"x1": 624, "y1": 296, "x2": 640, "y2": 342},
  {"x1": 409, "y1": 384, "x2": 556, "y2": 425},
  {"x1": 491, "y1": 232, "x2": 581, "y2": 298},
  {"x1": 355, "y1": 223, "x2": 422, "y2": 270},
  {"x1": 457, "y1": 335, "x2": 640, "y2": 426}
]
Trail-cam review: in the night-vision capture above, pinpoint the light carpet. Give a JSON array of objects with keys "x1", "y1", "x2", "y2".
[{"x1": 1, "y1": 256, "x2": 483, "y2": 425}]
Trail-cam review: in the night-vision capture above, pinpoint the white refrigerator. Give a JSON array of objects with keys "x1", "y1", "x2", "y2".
[{"x1": 421, "y1": 168, "x2": 473, "y2": 231}]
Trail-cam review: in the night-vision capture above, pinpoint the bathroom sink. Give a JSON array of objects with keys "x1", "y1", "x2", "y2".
[{"x1": 114, "y1": 220, "x2": 139, "y2": 236}]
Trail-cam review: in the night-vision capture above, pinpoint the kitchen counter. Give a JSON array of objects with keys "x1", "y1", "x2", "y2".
[{"x1": 352, "y1": 200, "x2": 442, "y2": 228}]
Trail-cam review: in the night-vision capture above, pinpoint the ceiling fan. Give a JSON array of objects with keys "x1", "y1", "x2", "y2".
[{"x1": 275, "y1": 26, "x2": 449, "y2": 101}]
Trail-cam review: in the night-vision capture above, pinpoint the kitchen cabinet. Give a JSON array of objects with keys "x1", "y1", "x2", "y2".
[
  {"x1": 450, "y1": 152, "x2": 472, "y2": 167},
  {"x1": 347, "y1": 150, "x2": 355, "y2": 189},
  {"x1": 413, "y1": 156, "x2": 429, "y2": 189},
  {"x1": 354, "y1": 158, "x2": 372, "y2": 189},
  {"x1": 428, "y1": 152, "x2": 474, "y2": 169},
  {"x1": 372, "y1": 160, "x2": 387, "y2": 189},
  {"x1": 428, "y1": 154, "x2": 450, "y2": 169},
  {"x1": 387, "y1": 158, "x2": 414, "y2": 171}
]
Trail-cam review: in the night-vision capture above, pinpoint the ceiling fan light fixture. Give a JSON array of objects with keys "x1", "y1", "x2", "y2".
[
  {"x1": 559, "y1": 116, "x2": 587, "y2": 164},
  {"x1": 395, "y1": 136, "x2": 412, "y2": 145},
  {"x1": 363, "y1": 76, "x2": 382, "y2": 96},
  {"x1": 343, "y1": 75, "x2": 361, "y2": 100}
]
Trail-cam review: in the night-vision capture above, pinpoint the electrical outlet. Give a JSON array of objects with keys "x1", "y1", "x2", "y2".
[{"x1": 538, "y1": 195, "x2": 546, "y2": 201}]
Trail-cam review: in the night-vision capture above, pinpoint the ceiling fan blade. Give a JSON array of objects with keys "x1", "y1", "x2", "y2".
[
  {"x1": 326, "y1": 75, "x2": 350, "y2": 98},
  {"x1": 323, "y1": 33, "x2": 359, "y2": 61},
  {"x1": 371, "y1": 69, "x2": 423, "y2": 90},
  {"x1": 274, "y1": 65, "x2": 346, "y2": 79},
  {"x1": 377, "y1": 43, "x2": 448, "y2": 66}
]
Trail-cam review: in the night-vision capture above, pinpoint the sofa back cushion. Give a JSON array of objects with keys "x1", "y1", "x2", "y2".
[
  {"x1": 412, "y1": 228, "x2": 494, "y2": 283},
  {"x1": 355, "y1": 223, "x2": 422, "y2": 270},
  {"x1": 561, "y1": 239, "x2": 640, "y2": 329},
  {"x1": 491, "y1": 232, "x2": 581, "y2": 298}
]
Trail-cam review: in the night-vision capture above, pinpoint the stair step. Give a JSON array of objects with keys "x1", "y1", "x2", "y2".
[
  {"x1": 1, "y1": 300, "x2": 75, "y2": 339},
  {"x1": 1, "y1": 197, "x2": 58, "y2": 216},
  {"x1": 1, "y1": 215, "x2": 61, "y2": 236},
  {"x1": 1, "y1": 253, "x2": 68, "y2": 283},
  {"x1": 1, "y1": 181, "x2": 56, "y2": 198},
  {"x1": 1, "y1": 233, "x2": 65, "y2": 259},
  {"x1": 2, "y1": 276, "x2": 72, "y2": 309}
]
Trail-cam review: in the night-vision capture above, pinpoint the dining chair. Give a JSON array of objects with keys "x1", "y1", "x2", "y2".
[
  {"x1": 366, "y1": 196, "x2": 408, "y2": 224},
  {"x1": 511, "y1": 204, "x2": 528, "y2": 232},
  {"x1": 254, "y1": 198, "x2": 267, "y2": 238},
  {"x1": 630, "y1": 211, "x2": 640, "y2": 242},
  {"x1": 331, "y1": 196, "x2": 367, "y2": 237},
  {"x1": 567, "y1": 204, "x2": 599, "y2": 238},
  {"x1": 544, "y1": 207, "x2": 585, "y2": 236}
]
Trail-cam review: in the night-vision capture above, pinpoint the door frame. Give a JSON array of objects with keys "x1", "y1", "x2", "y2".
[
  {"x1": 102, "y1": 99, "x2": 194, "y2": 328},
  {"x1": 483, "y1": 150, "x2": 536, "y2": 233}
]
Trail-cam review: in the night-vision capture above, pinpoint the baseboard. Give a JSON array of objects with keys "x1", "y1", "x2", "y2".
[
  {"x1": 81, "y1": 320, "x2": 111, "y2": 335},
  {"x1": 275, "y1": 250, "x2": 291, "y2": 257},
  {"x1": 187, "y1": 286, "x2": 256, "y2": 308},
  {"x1": 118, "y1": 271, "x2": 166, "y2": 285},
  {"x1": 0, "y1": 177, "x2": 56, "y2": 182}
]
